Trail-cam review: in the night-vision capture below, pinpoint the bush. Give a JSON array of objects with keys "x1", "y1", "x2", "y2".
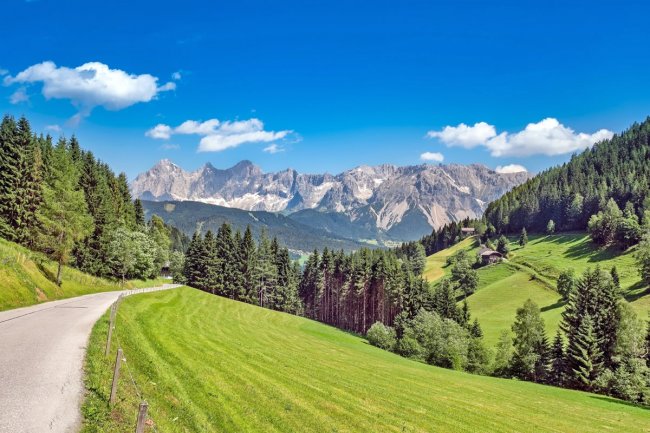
[
  {"x1": 366, "y1": 322, "x2": 397, "y2": 351},
  {"x1": 395, "y1": 334, "x2": 422, "y2": 359}
]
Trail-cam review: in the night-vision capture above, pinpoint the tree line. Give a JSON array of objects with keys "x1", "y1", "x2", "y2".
[
  {"x1": 182, "y1": 224, "x2": 302, "y2": 314},
  {"x1": 0, "y1": 115, "x2": 178, "y2": 284}
]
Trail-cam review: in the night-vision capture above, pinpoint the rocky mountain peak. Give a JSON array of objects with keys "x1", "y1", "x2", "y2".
[{"x1": 131, "y1": 159, "x2": 530, "y2": 239}]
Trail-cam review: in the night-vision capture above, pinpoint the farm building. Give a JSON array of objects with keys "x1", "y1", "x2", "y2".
[
  {"x1": 461, "y1": 227, "x2": 475, "y2": 237},
  {"x1": 478, "y1": 247, "x2": 503, "y2": 265}
]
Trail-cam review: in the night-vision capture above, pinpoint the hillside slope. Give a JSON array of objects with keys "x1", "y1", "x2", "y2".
[
  {"x1": 424, "y1": 233, "x2": 649, "y2": 345},
  {"x1": 142, "y1": 199, "x2": 368, "y2": 252},
  {"x1": 84, "y1": 287, "x2": 649, "y2": 433},
  {"x1": 0, "y1": 238, "x2": 165, "y2": 311}
]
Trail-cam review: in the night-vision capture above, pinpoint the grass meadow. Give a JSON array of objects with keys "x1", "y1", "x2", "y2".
[
  {"x1": 82, "y1": 287, "x2": 650, "y2": 433},
  {"x1": 423, "y1": 233, "x2": 649, "y2": 346}
]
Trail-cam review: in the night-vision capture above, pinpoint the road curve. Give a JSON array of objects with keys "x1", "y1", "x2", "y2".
[{"x1": 0, "y1": 285, "x2": 179, "y2": 433}]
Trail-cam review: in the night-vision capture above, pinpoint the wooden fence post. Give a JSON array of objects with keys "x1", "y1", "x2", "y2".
[
  {"x1": 105, "y1": 302, "x2": 117, "y2": 356},
  {"x1": 135, "y1": 401, "x2": 149, "y2": 433},
  {"x1": 109, "y1": 348, "x2": 123, "y2": 406}
]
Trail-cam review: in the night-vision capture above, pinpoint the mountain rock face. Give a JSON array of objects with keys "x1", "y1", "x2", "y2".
[{"x1": 132, "y1": 160, "x2": 530, "y2": 241}]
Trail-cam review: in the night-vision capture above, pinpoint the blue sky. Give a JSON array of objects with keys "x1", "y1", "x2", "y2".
[{"x1": 1, "y1": 0, "x2": 649, "y2": 179}]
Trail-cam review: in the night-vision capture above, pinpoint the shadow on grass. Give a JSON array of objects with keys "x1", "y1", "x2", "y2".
[
  {"x1": 540, "y1": 299, "x2": 565, "y2": 312},
  {"x1": 563, "y1": 240, "x2": 620, "y2": 262},
  {"x1": 589, "y1": 395, "x2": 650, "y2": 411},
  {"x1": 529, "y1": 233, "x2": 621, "y2": 263},
  {"x1": 35, "y1": 258, "x2": 57, "y2": 284},
  {"x1": 623, "y1": 281, "x2": 650, "y2": 303}
]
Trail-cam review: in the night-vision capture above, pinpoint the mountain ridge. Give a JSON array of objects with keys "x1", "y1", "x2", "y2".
[{"x1": 132, "y1": 160, "x2": 530, "y2": 241}]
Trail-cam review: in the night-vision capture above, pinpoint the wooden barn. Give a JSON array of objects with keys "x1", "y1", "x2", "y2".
[{"x1": 478, "y1": 247, "x2": 503, "y2": 265}]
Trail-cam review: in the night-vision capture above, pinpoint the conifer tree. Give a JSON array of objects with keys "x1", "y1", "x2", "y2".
[
  {"x1": 519, "y1": 227, "x2": 528, "y2": 247},
  {"x1": 183, "y1": 232, "x2": 204, "y2": 286},
  {"x1": 432, "y1": 279, "x2": 459, "y2": 321},
  {"x1": 36, "y1": 138, "x2": 93, "y2": 285},
  {"x1": 240, "y1": 226, "x2": 258, "y2": 304},
  {"x1": 0, "y1": 116, "x2": 20, "y2": 239},
  {"x1": 215, "y1": 223, "x2": 236, "y2": 297},
  {"x1": 549, "y1": 330, "x2": 566, "y2": 386},
  {"x1": 255, "y1": 230, "x2": 277, "y2": 308},
  {"x1": 496, "y1": 235, "x2": 510, "y2": 255},
  {"x1": 566, "y1": 314, "x2": 602, "y2": 390},
  {"x1": 134, "y1": 198, "x2": 145, "y2": 227},
  {"x1": 470, "y1": 319, "x2": 483, "y2": 338},
  {"x1": 201, "y1": 230, "x2": 219, "y2": 293}
]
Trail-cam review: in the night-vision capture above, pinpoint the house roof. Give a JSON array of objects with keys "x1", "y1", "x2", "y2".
[
  {"x1": 461, "y1": 227, "x2": 475, "y2": 232},
  {"x1": 478, "y1": 246, "x2": 502, "y2": 257}
]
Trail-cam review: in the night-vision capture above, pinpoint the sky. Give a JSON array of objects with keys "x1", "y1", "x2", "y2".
[{"x1": 1, "y1": 0, "x2": 649, "y2": 179}]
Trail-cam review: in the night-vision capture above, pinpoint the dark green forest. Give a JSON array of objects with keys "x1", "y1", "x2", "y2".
[
  {"x1": 0, "y1": 115, "x2": 178, "y2": 284},
  {"x1": 484, "y1": 118, "x2": 650, "y2": 234}
]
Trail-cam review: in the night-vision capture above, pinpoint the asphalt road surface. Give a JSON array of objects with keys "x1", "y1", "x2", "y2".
[{"x1": 0, "y1": 285, "x2": 178, "y2": 433}]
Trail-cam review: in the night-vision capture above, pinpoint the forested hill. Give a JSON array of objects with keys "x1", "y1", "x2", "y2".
[{"x1": 484, "y1": 118, "x2": 650, "y2": 234}]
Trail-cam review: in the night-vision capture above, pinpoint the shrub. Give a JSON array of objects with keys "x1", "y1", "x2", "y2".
[
  {"x1": 366, "y1": 322, "x2": 397, "y2": 351},
  {"x1": 395, "y1": 334, "x2": 422, "y2": 359}
]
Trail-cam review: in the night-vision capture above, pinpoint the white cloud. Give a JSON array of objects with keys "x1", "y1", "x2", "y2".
[
  {"x1": 199, "y1": 129, "x2": 290, "y2": 152},
  {"x1": 263, "y1": 144, "x2": 284, "y2": 154},
  {"x1": 3, "y1": 61, "x2": 175, "y2": 119},
  {"x1": 175, "y1": 119, "x2": 220, "y2": 135},
  {"x1": 495, "y1": 164, "x2": 527, "y2": 174},
  {"x1": 45, "y1": 124, "x2": 62, "y2": 134},
  {"x1": 427, "y1": 118, "x2": 613, "y2": 157},
  {"x1": 171, "y1": 71, "x2": 182, "y2": 80},
  {"x1": 147, "y1": 117, "x2": 293, "y2": 153},
  {"x1": 145, "y1": 124, "x2": 173, "y2": 139},
  {"x1": 0, "y1": 69, "x2": 8, "y2": 76},
  {"x1": 10, "y1": 87, "x2": 28, "y2": 104},
  {"x1": 485, "y1": 118, "x2": 613, "y2": 157},
  {"x1": 427, "y1": 122, "x2": 496, "y2": 148},
  {"x1": 420, "y1": 151, "x2": 444, "y2": 162},
  {"x1": 160, "y1": 143, "x2": 180, "y2": 150}
]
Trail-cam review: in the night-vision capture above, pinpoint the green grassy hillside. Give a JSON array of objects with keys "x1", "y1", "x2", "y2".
[
  {"x1": 423, "y1": 237, "x2": 479, "y2": 282},
  {"x1": 0, "y1": 237, "x2": 167, "y2": 311},
  {"x1": 423, "y1": 233, "x2": 649, "y2": 346},
  {"x1": 83, "y1": 287, "x2": 650, "y2": 433}
]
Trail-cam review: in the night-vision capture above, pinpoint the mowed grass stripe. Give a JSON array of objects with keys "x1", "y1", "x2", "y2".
[{"x1": 83, "y1": 287, "x2": 650, "y2": 433}]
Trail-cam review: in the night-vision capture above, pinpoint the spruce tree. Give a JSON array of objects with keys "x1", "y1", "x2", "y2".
[
  {"x1": 549, "y1": 330, "x2": 566, "y2": 386},
  {"x1": 566, "y1": 314, "x2": 602, "y2": 390},
  {"x1": 215, "y1": 223, "x2": 236, "y2": 296},
  {"x1": 470, "y1": 319, "x2": 483, "y2": 338},
  {"x1": 0, "y1": 115, "x2": 20, "y2": 239},
  {"x1": 256, "y1": 230, "x2": 278, "y2": 308},
  {"x1": 36, "y1": 138, "x2": 93, "y2": 285},
  {"x1": 240, "y1": 226, "x2": 258, "y2": 304},
  {"x1": 183, "y1": 232, "x2": 203, "y2": 286},
  {"x1": 201, "y1": 230, "x2": 219, "y2": 293},
  {"x1": 519, "y1": 227, "x2": 528, "y2": 247},
  {"x1": 432, "y1": 278, "x2": 459, "y2": 321},
  {"x1": 134, "y1": 198, "x2": 145, "y2": 227}
]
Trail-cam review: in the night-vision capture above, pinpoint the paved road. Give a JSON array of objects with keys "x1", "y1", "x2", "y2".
[{"x1": 0, "y1": 285, "x2": 179, "y2": 433}]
